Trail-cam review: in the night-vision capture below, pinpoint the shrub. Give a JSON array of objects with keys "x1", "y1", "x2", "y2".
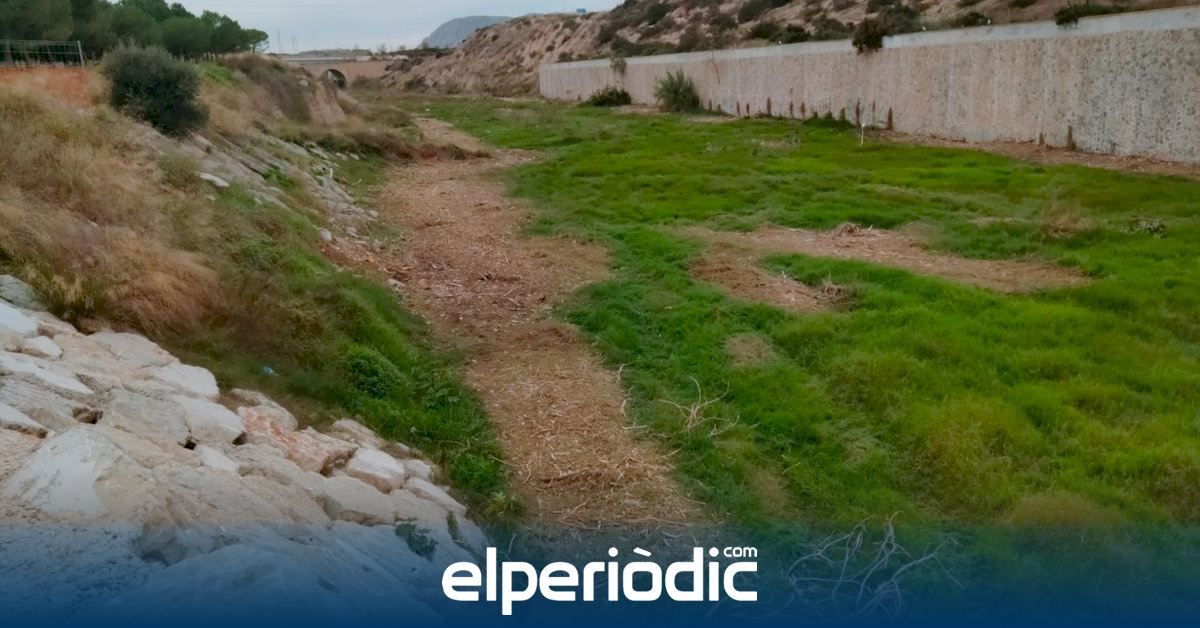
[
  {"x1": 953, "y1": 11, "x2": 991, "y2": 27},
  {"x1": 610, "y1": 55, "x2": 628, "y2": 75},
  {"x1": 583, "y1": 86, "x2": 633, "y2": 107},
  {"x1": 654, "y1": 70, "x2": 701, "y2": 112},
  {"x1": 811, "y1": 16, "x2": 852, "y2": 41},
  {"x1": 738, "y1": 0, "x2": 790, "y2": 24},
  {"x1": 1009, "y1": 0, "x2": 1037, "y2": 7},
  {"x1": 852, "y1": 18, "x2": 888, "y2": 53},
  {"x1": 101, "y1": 45, "x2": 208, "y2": 136},
  {"x1": 1054, "y1": 2, "x2": 1126, "y2": 26}
]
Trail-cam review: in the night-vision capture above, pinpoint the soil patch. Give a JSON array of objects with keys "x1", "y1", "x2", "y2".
[
  {"x1": 681, "y1": 223, "x2": 1087, "y2": 294},
  {"x1": 371, "y1": 119, "x2": 696, "y2": 526},
  {"x1": 691, "y1": 243, "x2": 834, "y2": 313},
  {"x1": 725, "y1": 334, "x2": 778, "y2": 367}
]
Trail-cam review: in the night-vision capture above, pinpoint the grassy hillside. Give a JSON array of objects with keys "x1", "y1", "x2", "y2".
[
  {"x1": 391, "y1": 0, "x2": 1198, "y2": 95},
  {"x1": 0, "y1": 63, "x2": 510, "y2": 512}
]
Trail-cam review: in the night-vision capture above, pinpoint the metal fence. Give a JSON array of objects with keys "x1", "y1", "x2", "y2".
[{"x1": 1, "y1": 39, "x2": 85, "y2": 66}]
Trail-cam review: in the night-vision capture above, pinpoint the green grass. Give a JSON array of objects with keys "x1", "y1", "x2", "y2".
[
  {"x1": 404, "y1": 97, "x2": 1200, "y2": 530},
  {"x1": 163, "y1": 163, "x2": 512, "y2": 516}
]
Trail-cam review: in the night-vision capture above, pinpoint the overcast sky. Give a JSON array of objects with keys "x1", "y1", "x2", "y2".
[{"x1": 180, "y1": 1, "x2": 622, "y2": 52}]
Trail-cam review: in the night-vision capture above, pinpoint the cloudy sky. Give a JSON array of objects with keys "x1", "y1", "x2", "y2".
[{"x1": 181, "y1": 1, "x2": 623, "y2": 52}]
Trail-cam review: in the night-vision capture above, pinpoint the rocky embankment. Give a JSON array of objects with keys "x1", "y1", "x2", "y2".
[{"x1": 0, "y1": 275, "x2": 485, "y2": 620}]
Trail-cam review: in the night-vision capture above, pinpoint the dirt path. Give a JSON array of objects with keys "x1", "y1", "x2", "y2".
[
  {"x1": 681, "y1": 223, "x2": 1087, "y2": 296},
  {"x1": 373, "y1": 119, "x2": 695, "y2": 526}
]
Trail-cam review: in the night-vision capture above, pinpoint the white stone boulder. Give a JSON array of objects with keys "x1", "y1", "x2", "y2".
[
  {"x1": 227, "y1": 444, "x2": 326, "y2": 499},
  {"x1": 100, "y1": 389, "x2": 190, "y2": 446},
  {"x1": 319, "y1": 474, "x2": 396, "y2": 525},
  {"x1": 0, "y1": 401, "x2": 48, "y2": 437},
  {"x1": 242, "y1": 410, "x2": 355, "y2": 474},
  {"x1": 197, "y1": 172, "x2": 229, "y2": 188},
  {"x1": 0, "y1": 377, "x2": 93, "y2": 432},
  {"x1": 19, "y1": 335, "x2": 62, "y2": 360},
  {"x1": 196, "y1": 445, "x2": 238, "y2": 473},
  {"x1": 0, "y1": 425, "x2": 171, "y2": 520},
  {"x1": 344, "y1": 448, "x2": 407, "y2": 493},
  {"x1": 0, "y1": 300, "x2": 38, "y2": 338},
  {"x1": 33, "y1": 311, "x2": 78, "y2": 338},
  {"x1": 237, "y1": 403, "x2": 297, "y2": 434},
  {"x1": 0, "y1": 351, "x2": 93, "y2": 400},
  {"x1": 0, "y1": 274, "x2": 42, "y2": 310},
  {"x1": 0, "y1": 428, "x2": 41, "y2": 484},
  {"x1": 149, "y1": 363, "x2": 220, "y2": 399},
  {"x1": 326, "y1": 418, "x2": 384, "y2": 449},
  {"x1": 389, "y1": 488, "x2": 450, "y2": 528},
  {"x1": 90, "y1": 332, "x2": 176, "y2": 369},
  {"x1": 170, "y1": 394, "x2": 244, "y2": 445},
  {"x1": 404, "y1": 477, "x2": 466, "y2": 517},
  {"x1": 400, "y1": 458, "x2": 433, "y2": 481}
]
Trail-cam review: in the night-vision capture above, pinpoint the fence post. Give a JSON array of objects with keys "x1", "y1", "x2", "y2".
[{"x1": 76, "y1": 40, "x2": 84, "y2": 65}]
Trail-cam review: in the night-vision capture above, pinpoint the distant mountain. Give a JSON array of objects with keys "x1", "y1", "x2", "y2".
[{"x1": 421, "y1": 16, "x2": 511, "y2": 48}]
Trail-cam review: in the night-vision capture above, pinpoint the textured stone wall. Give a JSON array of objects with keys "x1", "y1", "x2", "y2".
[{"x1": 539, "y1": 8, "x2": 1200, "y2": 164}]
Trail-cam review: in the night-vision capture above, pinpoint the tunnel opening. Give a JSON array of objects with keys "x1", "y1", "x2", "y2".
[{"x1": 321, "y1": 68, "x2": 348, "y2": 89}]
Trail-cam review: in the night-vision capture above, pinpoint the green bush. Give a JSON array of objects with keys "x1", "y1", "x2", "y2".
[
  {"x1": 1009, "y1": 0, "x2": 1037, "y2": 7},
  {"x1": 852, "y1": 18, "x2": 888, "y2": 53},
  {"x1": 953, "y1": 11, "x2": 991, "y2": 27},
  {"x1": 654, "y1": 70, "x2": 701, "y2": 113},
  {"x1": 583, "y1": 86, "x2": 633, "y2": 107},
  {"x1": 101, "y1": 45, "x2": 207, "y2": 136},
  {"x1": 1055, "y1": 2, "x2": 1126, "y2": 26}
]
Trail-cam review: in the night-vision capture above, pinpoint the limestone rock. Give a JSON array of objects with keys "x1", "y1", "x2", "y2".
[
  {"x1": 405, "y1": 477, "x2": 466, "y2": 517},
  {"x1": 197, "y1": 172, "x2": 229, "y2": 188},
  {"x1": 170, "y1": 394, "x2": 244, "y2": 445},
  {"x1": 237, "y1": 402, "x2": 297, "y2": 433},
  {"x1": 0, "y1": 351, "x2": 93, "y2": 400},
  {"x1": 149, "y1": 363, "x2": 219, "y2": 399},
  {"x1": 0, "y1": 425, "x2": 171, "y2": 521},
  {"x1": 90, "y1": 332, "x2": 176, "y2": 369},
  {"x1": 400, "y1": 458, "x2": 433, "y2": 482},
  {"x1": 243, "y1": 411, "x2": 355, "y2": 474},
  {"x1": 227, "y1": 444, "x2": 326, "y2": 499},
  {"x1": 0, "y1": 401, "x2": 48, "y2": 437},
  {"x1": 0, "y1": 428, "x2": 41, "y2": 484},
  {"x1": 319, "y1": 474, "x2": 396, "y2": 525},
  {"x1": 0, "y1": 302, "x2": 40, "y2": 339},
  {"x1": 327, "y1": 418, "x2": 384, "y2": 449},
  {"x1": 31, "y1": 311, "x2": 78, "y2": 337},
  {"x1": 344, "y1": 448, "x2": 407, "y2": 493},
  {"x1": 0, "y1": 377, "x2": 92, "y2": 432},
  {"x1": 196, "y1": 445, "x2": 238, "y2": 473},
  {"x1": 20, "y1": 335, "x2": 62, "y2": 360},
  {"x1": 51, "y1": 333, "x2": 132, "y2": 393},
  {"x1": 0, "y1": 275, "x2": 42, "y2": 310},
  {"x1": 99, "y1": 389, "x2": 190, "y2": 446},
  {"x1": 390, "y1": 488, "x2": 450, "y2": 528}
]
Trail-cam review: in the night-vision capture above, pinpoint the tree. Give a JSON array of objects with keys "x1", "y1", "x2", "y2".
[
  {"x1": 111, "y1": 4, "x2": 162, "y2": 46},
  {"x1": 160, "y1": 16, "x2": 210, "y2": 57},
  {"x1": 241, "y1": 29, "x2": 268, "y2": 53},
  {"x1": 0, "y1": 0, "x2": 74, "y2": 40}
]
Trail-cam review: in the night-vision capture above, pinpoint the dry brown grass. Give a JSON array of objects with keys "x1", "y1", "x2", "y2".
[{"x1": 0, "y1": 88, "x2": 224, "y2": 333}]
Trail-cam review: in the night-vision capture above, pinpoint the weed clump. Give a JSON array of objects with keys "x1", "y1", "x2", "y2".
[
  {"x1": 583, "y1": 86, "x2": 632, "y2": 107},
  {"x1": 1054, "y1": 2, "x2": 1127, "y2": 26},
  {"x1": 853, "y1": 19, "x2": 888, "y2": 53},
  {"x1": 102, "y1": 45, "x2": 208, "y2": 136},
  {"x1": 654, "y1": 70, "x2": 701, "y2": 112}
]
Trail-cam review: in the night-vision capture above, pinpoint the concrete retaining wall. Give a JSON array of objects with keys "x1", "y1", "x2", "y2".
[{"x1": 539, "y1": 8, "x2": 1200, "y2": 164}]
